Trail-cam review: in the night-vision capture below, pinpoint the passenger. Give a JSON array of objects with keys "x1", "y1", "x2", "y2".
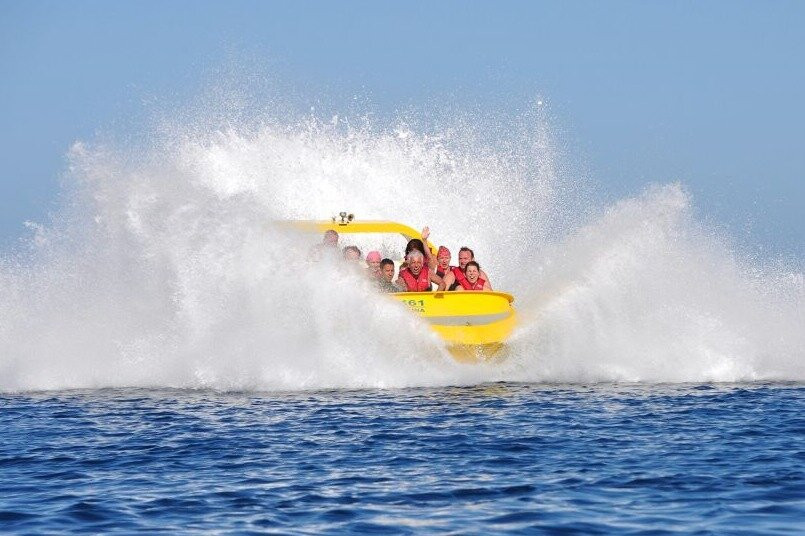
[
  {"x1": 343, "y1": 245, "x2": 362, "y2": 262},
  {"x1": 377, "y1": 258, "x2": 400, "y2": 293},
  {"x1": 310, "y1": 230, "x2": 339, "y2": 260},
  {"x1": 402, "y1": 227, "x2": 435, "y2": 270},
  {"x1": 435, "y1": 246, "x2": 460, "y2": 291},
  {"x1": 365, "y1": 250, "x2": 382, "y2": 277},
  {"x1": 454, "y1": 261, "x2": 491, "y2": 291},
  {"x1": 396, "y1": 250, "x2": 445, "y2": 292},
  {"x1": 456, "y1": 246, "x2": 492, "y2": 289},
  {"x1": 434, "y1": 246, "x2": 452, "y2": 277},
  {"x1": 322, "y1": 229, "x2": 339, "y2": 247}
]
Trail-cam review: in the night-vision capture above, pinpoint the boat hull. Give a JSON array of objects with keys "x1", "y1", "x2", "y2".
[{"x1": 392, "y1": 291, "x2": 516, "y2": 362}]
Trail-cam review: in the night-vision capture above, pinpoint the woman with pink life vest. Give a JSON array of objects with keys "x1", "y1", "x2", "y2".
[
  {"x1": 454, "y1": 261, "x2": 491, "y2": 291},
  {"x1": 396, "y1": 250, "x2": 445, "y2": 292}
]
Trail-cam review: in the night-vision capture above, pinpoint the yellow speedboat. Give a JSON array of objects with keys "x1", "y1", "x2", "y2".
[{"x1": 291, "y1": 214, "x2": 516, "y2": 361}]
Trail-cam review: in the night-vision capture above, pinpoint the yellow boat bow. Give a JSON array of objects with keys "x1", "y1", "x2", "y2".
[{"x1": 395, "y1": 290, "x2": 516, "y2": 361}]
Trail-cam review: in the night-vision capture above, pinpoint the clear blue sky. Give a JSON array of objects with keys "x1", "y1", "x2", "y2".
[{"x1": 1, "y1": 1, "x2": 803, "y2": 255}]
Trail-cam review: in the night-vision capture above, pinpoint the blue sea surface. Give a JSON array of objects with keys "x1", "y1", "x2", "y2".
[{"x1": 1, "y1": 383, "x2": 803, "y2": 534}]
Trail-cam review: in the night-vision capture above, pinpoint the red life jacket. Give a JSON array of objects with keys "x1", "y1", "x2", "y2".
[
  {"x1": 437, "y1": 265, "x2": 459, "y2": 279},
  {"x1": 459, "y1": 276, "x2": 486, "y2": 291},
  {"x1": 451, "y1": 266, "x2": 470, "y2": 290},
  {"x1": 400, "y1": 267, "x2": 431, "y2": 292}
]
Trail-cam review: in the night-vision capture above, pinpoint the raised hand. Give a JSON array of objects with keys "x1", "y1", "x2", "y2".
[{"x1": 421, "y1": 226, "x2": 430, "y2": 241}]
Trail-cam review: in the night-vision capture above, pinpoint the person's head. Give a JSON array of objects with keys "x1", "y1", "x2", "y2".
[
  {"x1": 323, "y1": 230, "x2": 339, "y2": 247},
  {"x1": 436, "y1": 246, "x2": 451, "y2": 271},
  {"x1": 343, "y1": 245, "x2": 362, "y2": 262},
  {"x1": 406, "y1": 250, "x2": 425, "y2": 276},
  {"x1": 365, "y1": 250, "x2": 382, "y2": 274},
  {"x1": 405, "y1": 238, "x2": 426, "y2": 257},
  {"x1": 458, "y1": 247, "x2": 474, "y2": 269},
  {"x1": 464, "y1": 261, "x2": 480, "y2": 283},
  {"x1": 380, "y1": 258, "x2": 395, "y2": 282}
]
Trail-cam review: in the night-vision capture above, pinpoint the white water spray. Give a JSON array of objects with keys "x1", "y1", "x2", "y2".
[{"x1": 0, "y1": 100, "x2": 802, "y2": 392}]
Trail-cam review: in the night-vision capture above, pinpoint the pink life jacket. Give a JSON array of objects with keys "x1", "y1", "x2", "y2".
[{"x1": 400, "y1": 267, "x2": 431, "y2": 292}]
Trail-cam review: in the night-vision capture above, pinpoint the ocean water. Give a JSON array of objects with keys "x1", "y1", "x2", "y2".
[{"x1": 2, "y1": 383, "x2": 803, "y2": 533}]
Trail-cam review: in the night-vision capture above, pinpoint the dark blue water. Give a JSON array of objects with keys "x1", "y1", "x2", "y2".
[{"x1": 2, "y1": 383, "x2": 803, "y2": 534}]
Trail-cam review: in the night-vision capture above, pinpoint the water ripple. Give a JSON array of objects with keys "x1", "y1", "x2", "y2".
[{"x1": 1, "y1": 383, "x2": 802, "y2": 533}]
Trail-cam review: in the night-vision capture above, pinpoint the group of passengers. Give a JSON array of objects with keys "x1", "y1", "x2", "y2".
[{"x1": 316, "y1": 228, "x2": 492, "y2": 293}]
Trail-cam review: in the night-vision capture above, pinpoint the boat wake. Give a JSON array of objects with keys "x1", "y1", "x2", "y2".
[{"x1": 0, "y1": 93, "x2": 802, "y2": 392}]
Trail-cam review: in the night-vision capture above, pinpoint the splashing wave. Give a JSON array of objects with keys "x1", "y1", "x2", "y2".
[{"x1": 0, "y1": 104, "x2": 801, "y2": 392}]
